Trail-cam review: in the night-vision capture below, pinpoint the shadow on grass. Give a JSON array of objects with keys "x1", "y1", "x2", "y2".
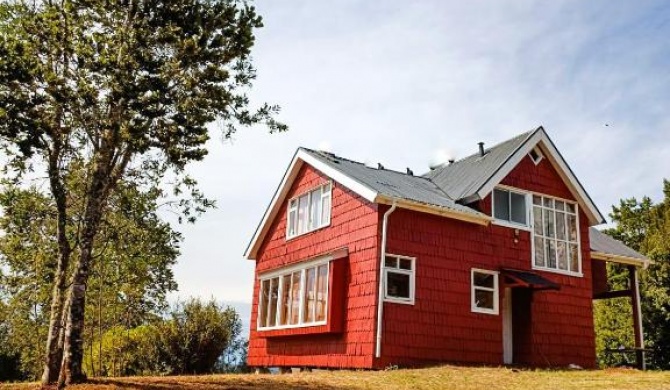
[{"x1": 87, "y1": 377, "x2": 355, "y2": 390}]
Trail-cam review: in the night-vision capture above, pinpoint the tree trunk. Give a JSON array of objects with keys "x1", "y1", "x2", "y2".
[
  {"x1": 41, "y1": 147, "x2": 72, "y2": 386},
  {"x1": 59, "y1": 163, "x2": 111, "y2": 386}
]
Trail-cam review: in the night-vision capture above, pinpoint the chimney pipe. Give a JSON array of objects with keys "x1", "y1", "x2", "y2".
[{"x1": 478, "y1": 142, "x2": 485, "y2": 157}]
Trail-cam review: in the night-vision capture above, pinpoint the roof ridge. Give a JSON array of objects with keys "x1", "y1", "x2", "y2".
[
  {"x1": 300, "y1": 146, "x2": 440, "y2": 184},
  {"x1": 432, "y1": 127, "x2": 540, "y2": 170}
]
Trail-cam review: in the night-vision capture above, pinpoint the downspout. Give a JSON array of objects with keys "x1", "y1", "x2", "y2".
[{"x1": 376, "y1": 199, "x2": 397, "y2": 358}]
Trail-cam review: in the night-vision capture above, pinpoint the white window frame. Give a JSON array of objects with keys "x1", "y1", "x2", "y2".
[
  {"x1": 531, "y1": 193, "x2": 583, "y2": 277},
  {"x1": 256, "y1": 256, "x2": 330, "y2": 331},
  {"x1": 286, "y1": 182, "x2": 332, "y2": 239},
  {"x1": 491, "y1": 185, "x2": 532, "y2": 230},
  {"x1": 529, "y1": 147, "x2": 544, "y2": 165},
  {"x1": 471, "y1": 268, "x2": 499, "y2": 315},
  {"x1": 383, "y1": 254, "x2": 416, "y2": 305}
]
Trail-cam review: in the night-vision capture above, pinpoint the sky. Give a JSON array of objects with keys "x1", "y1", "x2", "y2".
[{"x1": 169, "y1": 0, "x2": 670, "y2": 317}]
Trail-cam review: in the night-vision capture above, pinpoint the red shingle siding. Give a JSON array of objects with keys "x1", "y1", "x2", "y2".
[
  {"x1": 248, "y1": 164, "x2": 380, "y2": 369},
  {"x1": 377, "y1": 154, "x2": 596, "y2": 368}
]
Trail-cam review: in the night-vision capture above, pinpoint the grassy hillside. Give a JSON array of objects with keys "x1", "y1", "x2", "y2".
[{"x1": 2, "y1": 366, "x2": 669, "y2": 390}]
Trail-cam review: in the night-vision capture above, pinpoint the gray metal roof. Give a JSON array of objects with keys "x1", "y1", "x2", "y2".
[
  {"x1": 300, "y1": 147, "x2": 487, "y2": 217},
  {"x1": 424, "y1": 128, "x2": 539, "y2": 200},
  {"x1": 589, "y1": 227, "x2": 649, "y2": 261}
]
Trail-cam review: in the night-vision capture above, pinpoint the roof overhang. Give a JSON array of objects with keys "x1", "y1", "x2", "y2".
[
  {"x1": 501, "y1": 269, "x2": 560, "y2": 291},
  {"x1": 244, "y1": 149, "x2": 491, "y2": 260},
  {"x1": 591, "y1": 251, "x2": 651, "y2": 269},
  {"x1": 464, "y1": 127, "x2": 606, "y2": 226}
]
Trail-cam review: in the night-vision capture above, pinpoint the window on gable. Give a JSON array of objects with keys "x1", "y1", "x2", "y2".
[
  {"x1": 384, "y1": 254, "x2": 415, "y2": 304},
  {"x1": 532, "y1": 195, "x2": 581, "y2": 274},
  {"x1": 287, "y1": 183, "x2": 332, "y2": 239},
  {"x1": 258, "y1": 260, "x2": 330, "y2": 330},
  {"x1": 493, "y1": 188, "x2": 528, "y2": 226},
  {"x1": 529, "y1": 147, "x2": 543, "y2": 165},
  {"x1": 471, "y1": 269, "x2": 499, "y2": 315}
]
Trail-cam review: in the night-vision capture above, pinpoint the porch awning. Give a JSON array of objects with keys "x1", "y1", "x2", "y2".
[{"x1": 501, "y1": 269, "x2": 560, "y2": 291}]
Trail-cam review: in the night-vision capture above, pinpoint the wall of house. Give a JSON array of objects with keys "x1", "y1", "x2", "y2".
[
  {"x1": 377, "y1": 153, "x2": 596, "y2": 369},
  {"x1": 247, "y1": 164, "x2": 380, "y2": 369}
]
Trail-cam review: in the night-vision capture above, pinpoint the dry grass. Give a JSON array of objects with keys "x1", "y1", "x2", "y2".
[{"x1": 2, "y1": 366, "x2": 670, "y2": 390}]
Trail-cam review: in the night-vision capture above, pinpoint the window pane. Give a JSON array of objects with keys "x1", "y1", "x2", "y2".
[
  {"x1": 568, "y1": 214, "x2": 578, "y2": 242},
  {"x1": 534, "y1": 237, "x2": 545, "y2": 267},
  {"x1": 547, "y1": 240, "x2": 557, "y2": 268},
  {"x1": 533, "y1": 195, "x2": 542, "y2": 205},
  {"x1": 385, "y1": 256, "x2": 398, "y2": 268},
  {"x1": 533, "y1": 206, "x2": 543, "y2": 235},
  {"x1": 556, "y1": 211, "x2": 566, "y2": 241},
  {"x1": 474, "y1": 289, "x2": 494, "y2": 310},
  {"x1": 310, "y1": 189, "x2": 322, "y2": 230},
  {"x1": 510, "y1": 192, "x2": 527, "y2": 225},
  {"x1": 303, "y1": 268, "x2": 316, "y2": 323},
  {"x1": 555, "y1": 200, "x2": 565, "y2": 211},
  {"x1": 288, "y1": 209, "x2": 297, "y2": 237},
  {"x1": 544, "y1": 209, "x2": 555, "y2": 238},
  {"x1": 297, "y1": 194, "x2": 309, "y2": 234},
  {"x1": 494, "y1": 189, "x2": 510, "y2": 221},
  {"x1": 399, "y1": 258, "x2": 412, "y2": 270},
  {"x1": 557, "y1": 241, "x2": 568, "y2": 270},
  {"x1": 321, "y1": 193, "x2": 331, "y2": 225},
  {"x1": 569, "y1": 244, "x2": 579, "y2": 272},
  {"x1": 474, "y1": 272, "x2": 494, "y2": 288},
  {"x1": 386, "y1": 271, "x2": 410, "y2": 299},
  {"x1": 566, "y1": 203, "x2": 576, "y2": 213},
  {"x1": 543, "y1": 197, "x2": 553, "y2": 208},
  {"x1": 316, "y1": 265, "x2": 328, "y2": 321},
  {"x1": 290, "y1": 271, "x2": 301, "y2": 325},
  {"x1": 268, "y1": 278, "x2": 278, "y2": 327},
  {"x1": 259, "y1": 280, "x2": 270, "y2": 327},
  {"x1": 280, "y1": 275, "x2": 291, "y2": 325}
]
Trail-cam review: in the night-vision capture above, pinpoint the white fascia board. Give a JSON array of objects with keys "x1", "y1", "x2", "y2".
[
  {"x1": 475, "y1": 127, "x2": 606, "y2": 226},
  {"x1": 591, "y1": 251, "x2": 651, "y2": 269},
  {"x1": 244, "y1": 149, "x2": 378, "y2": 260}
]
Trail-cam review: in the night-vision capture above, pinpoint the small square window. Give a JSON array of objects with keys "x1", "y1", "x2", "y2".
[
  {"x1": 471, "y1": 269, "x2": 499, "y2": 315},
  {"x1": 529, "y1": 148, "x2": 543, "y2": 165},
  {"x1": 384, "y1": 254, "x2": 415, "y2": 304}
]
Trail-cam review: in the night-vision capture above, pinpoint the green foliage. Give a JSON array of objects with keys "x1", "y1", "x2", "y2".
[
  {"x1": 82, "y1": 298, "x2": 243, "y2": 376},
  {"x1": 0, "y1": 167, "x2": 180, "y2": 379},
  {"x1": 595, "y1": 179, "x2": 670, "y2": 369},
  {"x1": 154, "y1": 298, "x2": 240, "y2": 375}
]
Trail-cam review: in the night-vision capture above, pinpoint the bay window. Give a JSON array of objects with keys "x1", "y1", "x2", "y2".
[
  {"x1": 287, "y1": 183, "x2": 332, "y2": 238},
  {"x1": 257, "y1": 259, "x2": 329, "y2": 330},
  {"x1": 532, "y1": 195, "x2": 581, "y2": 274}
]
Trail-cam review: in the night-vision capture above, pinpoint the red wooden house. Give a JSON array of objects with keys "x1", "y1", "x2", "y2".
[{"x1": 244, "y1": 127, "x2": 650, "y2": 370}]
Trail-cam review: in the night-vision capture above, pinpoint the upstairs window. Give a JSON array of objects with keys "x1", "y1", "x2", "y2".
[
  {"x1": 258, "y1": 260, "x2": 329, "y2": 330},
  {"x1": 493, "y1": 188, "x2": 528, "y2": 226},
  {"x1": 384, "y1": 254, "x2": 415, "y2": 304},
  {"x1": 532, "y1": 195, "x2": 581, "y2": 274},
  {"x1": 287, "y1": 183, "x2": 332, "y2": 239},
  {"x1": 471, "y1": 269, "x2": 499, "y2": 315}
]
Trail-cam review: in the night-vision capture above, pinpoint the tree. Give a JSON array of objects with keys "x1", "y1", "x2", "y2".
[
  {"x1": 595, "y1": 180, "x2": 670, "y2": 369},
  {"x1": 0, "y1": 0, "x2": 284, "y2": 385},
  {"x1": 0, "y1": 167, "x2": 181, "y2": 379}
]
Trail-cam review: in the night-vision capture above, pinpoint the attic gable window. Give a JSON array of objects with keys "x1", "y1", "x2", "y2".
[
  {"x1": 287, "y1": 182, "x2": 332, "y2": 239},
  {"x1": 529, "y1": 147, "x2": 543, "y2": 165},
  {"x1": 492, "y1": 188, "x2": 528, "y2": 227}
]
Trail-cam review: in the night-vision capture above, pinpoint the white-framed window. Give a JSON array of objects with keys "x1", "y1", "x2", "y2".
[
  {"x1": 383, "y1": 254, "x2": 415, "y2": 305},
  {"x1": 529, "y1": 147, "x2": 544, "y2": 165},
  {"x1": 287, "y1": 182, "x2": 332, "y2": 239},
  {"x1": 532, "y1": 195, "x2": 581, "y2": 275},
  {"x1": 257, "y1": 258, "x2": 330, "y2": 330},
  {"x1": 471, "y1": 269, "x2": 499, "y2": 315},
  {"x1": 492, "y1": 187, "x2": 529, "y2": 227}
]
